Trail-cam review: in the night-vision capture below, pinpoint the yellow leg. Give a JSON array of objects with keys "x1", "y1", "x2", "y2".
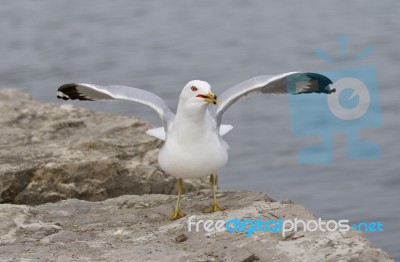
[
  {"x1": 204, "y1": 174, "x2": 225, "y2": 213},
  {"x1": 169, "y1": 178, "x2": 186, "y2": 221}
]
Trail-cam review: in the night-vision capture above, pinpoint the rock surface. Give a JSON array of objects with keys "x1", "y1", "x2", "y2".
[
  {"x1": 0, "y1": 190, "x2": 393, "y2": 262},
  {"x1": 0, "y1": 89, "x2": 207, "y2": 205}
]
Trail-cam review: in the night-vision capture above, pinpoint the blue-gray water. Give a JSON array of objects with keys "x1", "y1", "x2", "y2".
[{"x1": 1, "y1": 1, "x2": 399, "y2": 259}]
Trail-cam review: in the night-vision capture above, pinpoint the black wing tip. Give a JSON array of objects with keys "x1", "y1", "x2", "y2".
[
  {"x1": 57, "y1": 83, "x2": 93, "y2": 101},
  {"x1": 56, "y1": 94, "x2": 70, "y2": 100},
  {"x1": 287, "y1": 72, "x2": 334, "y2": 95},
  {"x1": 58, "y1": 83, "x2": 78, "y2": 91},
  {"x1": 304, "y1": 72, "x2": 335, "y2": 94}
]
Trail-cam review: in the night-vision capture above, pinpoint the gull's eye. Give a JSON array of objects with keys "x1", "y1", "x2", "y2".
[{"x1": 191, "y1": 86, "x2": 198, "y2": 92}]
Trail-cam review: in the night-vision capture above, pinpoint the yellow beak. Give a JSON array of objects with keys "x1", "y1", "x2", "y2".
[{"x1": 197, "y1": 91, "x2": 218, "y2": 105}]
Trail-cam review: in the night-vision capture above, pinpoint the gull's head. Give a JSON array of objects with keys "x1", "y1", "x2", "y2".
[{"x1": 180, "y1": 80, "x2": 218, "y2": 107}]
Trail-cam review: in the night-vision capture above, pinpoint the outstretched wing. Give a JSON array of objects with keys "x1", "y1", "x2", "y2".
[
  {"x1": 57, "y1": 83, "x2": 175, "y2": 129},
  {"x1": 213, "y1": 72, "x2": 334, "y2": 125}
]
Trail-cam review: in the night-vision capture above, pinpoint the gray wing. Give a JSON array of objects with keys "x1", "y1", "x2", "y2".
[
  {"x1": 213, "y1": 72, "x2": 334, "y2": 126},
  {"x1": 57, "y1": 83, "x2": 175, "y2": 129}
]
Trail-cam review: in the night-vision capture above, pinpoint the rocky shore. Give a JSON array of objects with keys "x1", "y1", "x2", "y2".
[{"x1": 0, "y1": 89, "x2": 393, "y2": 261}]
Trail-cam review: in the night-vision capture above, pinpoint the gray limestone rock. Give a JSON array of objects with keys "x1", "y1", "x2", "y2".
[{"x1": 0, "y1": 190, "x2": 393, "y2": 262}]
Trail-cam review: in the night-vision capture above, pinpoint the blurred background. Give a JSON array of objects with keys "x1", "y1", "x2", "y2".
[{"x1": 0, "y1": 0, "x2": 399, "y2": 259}]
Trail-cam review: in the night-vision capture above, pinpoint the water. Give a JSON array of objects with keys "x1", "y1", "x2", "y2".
[{"x1": 1, "y1": 1, "x2": 399, "y2": 259}]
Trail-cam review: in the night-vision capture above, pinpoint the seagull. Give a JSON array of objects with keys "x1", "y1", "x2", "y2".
[{"x1": 57, "y1": 72, "x2": 335, "y2": 220}]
